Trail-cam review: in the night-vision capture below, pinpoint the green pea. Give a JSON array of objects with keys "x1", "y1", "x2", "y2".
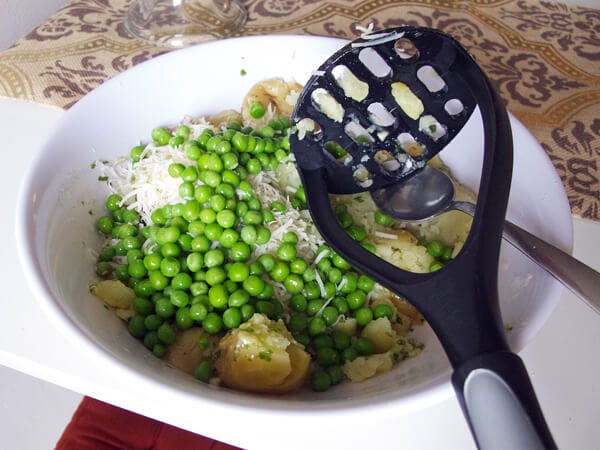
[
  {"x1": 321, "y1": 306, "x2": 339, "y2": 326},
  {"x1": 243, "y1": 275, "x2": 265, "y2": 296},
  {"x1": 283, "y1": 274, "x2": 304, "y2": 294},
  {"x1": 374, "y1": 209, "x2": 394, "y2": 226},
  {"x1": 219, "y1": 229, "x2": 239, "y2": 248},
  {"x1": 256, "y1": 227, "x2": 271, "y2": 245},
  {"x1": 97, "y1": 216, "x2": 113, "y2": 235},
  {"x1": 152, "y1": 127, "x2": 172, "y2": 145},
  {"x1": 148, "y1": 270, "x2": 169, "y2": 290},
  {"x1": 157, "y1": 322, "x2": 177, "y2": 344},
  {"x1": 160, "y1": 242, "x2": 180, "y2": 258},
  {"x1": 328, "y1": 267, "x2": 342, "y2": 284},
  {"x1": 228, "y1": 289, "x2": 250, "y2": 307},
  {"x1": 181, "y1": 166, "x2": 198, "y2": 182},
  {"x1": 346, "y1": 290, "x2": 367, "y2": 310},
  {"x1": 151, "y1": 208, "x2": 167, "y2": 226},
  {"x1": 243, "y1": 210, "x2": 263, "y2": 225},
  {"x1": 105, "y1": 194, "x2": 122, "y2": 212},
  {"x1": 373, "y1": 303, "x2": 395, "y2": 320},
  {"x1": 160, "y1": 256, "x2": 180, "y2": 277},
  {"x1": 240, "y1": 304, "x2": 256, "y2": 322},
  {"x1": 358, "y1": 275, "x2": 375, "y2": 292},
  {"x1": 169, "y1": 135, "x2": 184, "y2": 147},
  {"x1": 287, "y1": 314, "x2": 308, "y2": 333},
  {"x1": 194, "y1": 185, "x2": 212, "y2": 204},
  {"x1": 223, "y1": 307, "x2": 242, "y2": 329},
  {"x1": 228, "y1": 262, "x2": 250, "y2": 282},
  {"x1": 128, "y1": 260, "x2": 147, "y2": 279},
  {"x1": 184, "y1": 141, "x2": 201, "y2": 161},
  {"x1": 190, "y1": 303, "x2": 208, "y2": 321},
  {"x1": 209, "y1": 194, "x2": 226, "y2": 212},
  {"x1": 347, "y1": 224, "x2": 367, "y2": 241},
  {"x1": 144, "y1": 314, "x2": 163, "y2": 331},
  {"x1": 270, "y1": 201, "x2": 286, "y2": 213},
  {"x1": 308, "y1": 317, "x2": 327, "y2": 336},
  {"x1": 216, "y1": 209, "x2": 236, "y2": 228},
  {"x1": 355, "y1": 337, "x2": 376, "y2": 356},
  {"x1": 310, "y1": 370, "x2": 332, "y2": 392},
  {"x1": 222, "y1": 153, "x2": 239, "y2": 170},
  {"x1": 168, "y1": 163, "x2": 185, "y2": 178},
  {"x1": 208, "y1": 284, "x2": 229, "y2": 309},
  {"x1": 289, "y1": 257, "x2": 307, "y2": 275},
  {"x1": 354, "y1": 307, "x2": 373, "y2": 326},
  {"x1": 201, "y1": 222, "x2": 221, "y2": 240},
  {"x1": 130, "y1": 144, "x2": 146, "y2": 162},
  {"x1": 205, "y1": 267, "x2": 226, "y2": 286},
  {"x1": 426, "y1": 240, "x2": 445, "y2": 258},
  {"x1": 199, "y1": 170, "x2": 222, "y2": 188},
  {"x1": 171, "y1": 272, "x2": 192, "y2": 290},
  {"x1": 440, "y1": 246, "x2": 454, "y2": 262},
  {"x1": 342, "y1": 347, "x2": 358, "y2": 362},
  {"x1": 194, "y1": 361, "x2": 213, "y2": 382},
  {"x1": 128, "y1": 315, "x2": 146, "y2": 338},
  {"x1": 175, "y1": 307, "x2": 194, "y2": 329},
  {"x1": 232, "y1": 132, "x2": 249, "y2": 152},
  {"x1": 186, "y1": 252, "x2": 204, "y2": 272},
  {"x1": 230, "y1": 242, "x2": 251, "y2": 262},
  {"x1": 316, "y1": 347, "x2": 340, "y2": 367},
  {"x1": 429, "y1": 261, "x2": 444, "y2": 272},
  {"x1": 170, "y1": 290, "x2": 189, "y2": 308},
  {"x1": 303, "y1": 281, "x2": 321, "y2": 300},
  {"x1": 156, "y1": 226, "x2": 181, "y2": 245},
  {"x1": 269, "y1": 262, "x2": 290, "y2": 282},
  {"x1": 246, "y1": 158, "x2": 262, "y2": 174},
  {"x1": 290, "y1": 294, "x2": 307, "y2": 312},
  {"x1": 277, "y1": 243, "x2": 297, "y2": 262},
  {"x1": 202, "y1": 312, "x2": 223, "y2": 334},
  {"x1": 307, "y1": 299, "x2": 325, "y2": 316},
  {"x1": 188, "y1": 234, "x2": 208, "y2": 251},
  {"x1": 331, "y1": 329, "x2": 351, "y2": 350},
  {"x1": 339, "y1": 273, "x2": 358, "y2": 294}
]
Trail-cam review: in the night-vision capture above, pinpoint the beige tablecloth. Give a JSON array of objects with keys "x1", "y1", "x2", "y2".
[{"x1": 1, "y1": 0, "x2": 599, "y2": 220}]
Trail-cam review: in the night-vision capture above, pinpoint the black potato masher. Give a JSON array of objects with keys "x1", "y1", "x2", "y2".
[{"x1": 289, "y1": 27, "x2": 556, "y2": 449}]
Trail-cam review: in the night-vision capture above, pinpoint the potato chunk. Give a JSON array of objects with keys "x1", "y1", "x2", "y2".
[
  {"x1": 241, "y1": 78, "x2": 302, "y2": 128},
  {"x1": 90, "y1": 280, "x2": 135, "y2": 309},
  {"x1": 165, "y1": 328, "x2": 214, "y2": 375},
  {"x1": 214, "y1": 314, "x2": 310, "y2": 394}
]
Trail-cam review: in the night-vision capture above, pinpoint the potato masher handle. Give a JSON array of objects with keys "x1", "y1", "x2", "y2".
[{"x1": 453, "y1": 351, "x2": 556, "y2": 450}]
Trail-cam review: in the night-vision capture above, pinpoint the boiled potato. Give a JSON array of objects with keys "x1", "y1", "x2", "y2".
[
  {"x1": 90, "y1": 280, "x2": 135, "y2": 309},
  {"x1": 241, "y1": 78, "x2": 302, "y2": 128},
  {"x1": 343, "y1": 353, "x2": 394, "y2": 382},
  {"x1": 361, "y1": 317, "x2": 396, "y2": 353},
  {"x1": 214, "y1": 314, "x2": 310, "y2": 394},
  {"x1": 165, "y1": 328, "x2": 214, "y2": 375}
]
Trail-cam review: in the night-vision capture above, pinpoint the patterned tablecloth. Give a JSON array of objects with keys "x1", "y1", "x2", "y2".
[{"x1": 1, "y1": 0, "x2": 599, "y2": 220}]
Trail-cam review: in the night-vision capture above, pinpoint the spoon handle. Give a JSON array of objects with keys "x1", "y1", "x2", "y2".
[{"x1": 502, "y1": 220, "x2": 600, "y2": 314}]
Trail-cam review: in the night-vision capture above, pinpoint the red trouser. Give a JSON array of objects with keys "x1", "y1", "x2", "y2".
[{"x1": 56, "y1": 396, "x2": 241, "y2": 450}]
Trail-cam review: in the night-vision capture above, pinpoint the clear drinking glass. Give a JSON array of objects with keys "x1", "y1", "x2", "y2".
[{"x1": 124, "y1": 0, "x2": 247, "y2": 48}]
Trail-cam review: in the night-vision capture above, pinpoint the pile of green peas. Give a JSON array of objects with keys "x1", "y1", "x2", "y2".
[
  {"x1": 95, "y1": 112, "x2": 304, "y2": 372},
  {"x1": 93, "y1": 107, "x2": 428, "y2": 392}
]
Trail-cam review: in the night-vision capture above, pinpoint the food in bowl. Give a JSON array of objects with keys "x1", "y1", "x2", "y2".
[{"x1": 90, "y1": 78, "x2": 473, "y2": 394}]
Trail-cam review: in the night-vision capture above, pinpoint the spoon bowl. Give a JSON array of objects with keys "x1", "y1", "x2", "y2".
[
  {"x1": 370, "y1": 165, "x2": 474, "y2": 221},
  {"x1": 371, "y1": 165, "x2": 600, "y2": 316}
]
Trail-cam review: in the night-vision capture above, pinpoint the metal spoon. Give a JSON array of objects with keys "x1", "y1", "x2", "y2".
[{"x1": 371, "y1": 165, "x2": 600, "y2": 315}]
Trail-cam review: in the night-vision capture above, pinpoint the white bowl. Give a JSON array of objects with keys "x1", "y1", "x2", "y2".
[{"x1": 15, "y1": 34, "x2": 572, "y2": 434}]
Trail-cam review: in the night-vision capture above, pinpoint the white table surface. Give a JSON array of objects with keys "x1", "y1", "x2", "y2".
[{"x1": 2, "y1": 97, "x2": 600, "y2": 449}]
